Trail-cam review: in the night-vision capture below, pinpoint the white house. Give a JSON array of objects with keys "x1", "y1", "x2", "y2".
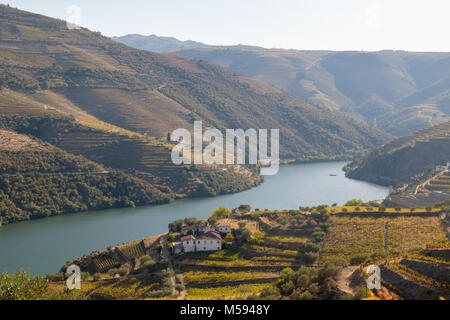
[
  {"x1": 216, "y1": 223, "x2": 231, "y2": 234},
  {"x1": 180, "y1": 226, "x2": 193, "y2": 236},
  {"x1": 194, "y1": 232, "x2": 222, "y2": 252},
  {"x1": 180, "y1": 232, "x2": 222, "y2": 253},
  {"x1": 194, "y1": 221, "x2": 215, "y2": 234},
  {"x1": 180, "y1": 235, "x2": 196, "y2": 253}
]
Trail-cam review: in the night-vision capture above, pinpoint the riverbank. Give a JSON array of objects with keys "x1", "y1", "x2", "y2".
[{"x1": 0, "y1": 162, "x2": 389, "y2": 275}]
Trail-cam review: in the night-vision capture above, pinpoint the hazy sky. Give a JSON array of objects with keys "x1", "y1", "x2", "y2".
[{"x1": 2, "y1": 0, "x2": 449, "y2": 51}]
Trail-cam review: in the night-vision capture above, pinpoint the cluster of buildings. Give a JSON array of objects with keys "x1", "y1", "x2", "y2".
[
  {"x1": 435, "y1": 162, "x2": 450, "y2": 172},
  {"x1": 172, "y1": 208, "x2": 243, "y2": 254}
]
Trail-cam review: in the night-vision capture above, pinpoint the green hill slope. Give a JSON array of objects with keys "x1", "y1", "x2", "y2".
[
  {"x1": 345, "y1": 121, "x2": 450, "y2": 187},
  {"x1": 0, "y1": 129, "x2": 171, "y2": 224},
  {"x1": 0, "y1": 5, "x2": 390, "y2": 161}
]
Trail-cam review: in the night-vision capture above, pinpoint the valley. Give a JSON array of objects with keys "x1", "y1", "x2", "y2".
[
  {"x1": 115, "y1": 34, "x2": 450, "y2": 137},
  {"x1": 0, "y1": 3, "x2": 449, "y2": 303}
]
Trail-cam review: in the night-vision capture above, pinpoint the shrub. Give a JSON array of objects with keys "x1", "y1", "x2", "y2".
[
  {"x1": 350, "y1": 255, "x2": 368, "y2": 265},
  {"x1": 93, "y1": 273, "x2": 102, "y2": 281},
  {"x1": 353, "y1": 287, "x2": 369, "y2": 300},
  {"x1": 45, "y1": 273, "x2": 65, "y2": 281},
  {"x1": 145, "y1": 290, "x2": 166, "y2": 298},
  {"x1": 345, "y1": 199, "x2": 363, "y2": 206},
  {"x1": 175, "y1": 283, "x2": 185, "y2": 293}
]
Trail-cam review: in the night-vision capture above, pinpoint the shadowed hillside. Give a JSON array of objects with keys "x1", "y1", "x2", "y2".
[
  {"x1": 345, "y1": 120, "x2": 450, "y2": 187},
  {"x1": 0, "y1": 5, "x2": 390, "y2": 162},
  {"x1": 115, "y1": 35, "x2": 450, "y2": 136}
]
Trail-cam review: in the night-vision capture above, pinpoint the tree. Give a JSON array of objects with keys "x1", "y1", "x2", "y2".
[
  {"x1": 183, "y1": 217, "x2": 197, "y2": 226},
  {"x1": 93, "y1": 273, "x2": 102, "y2": 281},
  {"x1": 225, "y1": 232, "x2": 234, "y2": 242},
  {"x1": 426, "y1": 206, "x2": 432, "y2": 212},
  {"x1": 239, "y1": 204, "x2": 251, "y2": 213},
  {"x1": 175, "y1": 283, "x2": 185, "y2": 293},
  {"x1": 167, "y1": 232, "x2": 175, "y2": 242},
  {"x1": 168, "y1": 219, "x2": 183, "y2": 232},
  {"x1": 344, "y1": 199, "x2": 363, "y2": 206},
  {"x1": 0, "y1": 269, "x2": 48, "y2": 300},
  {"x1": 395, "y1": 207, "x2": 402, "y2": 212},
  {"x1": 240, "y1": 228, "x2": 251, "y2": 242},
  {"x1": 211, "y1": 206, "x2": 231, "y2": 219}
]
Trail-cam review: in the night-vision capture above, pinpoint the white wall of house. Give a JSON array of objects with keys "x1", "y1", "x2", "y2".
[
  {"x1": 182, "y1": 239, "x2": 196, "y2": 253},
  {"x1": 195, "y1": 239, "x2": 222, "y2": 251},
  {"x1": 217, "y1": 226, "x2": 231, "y2": 234}
]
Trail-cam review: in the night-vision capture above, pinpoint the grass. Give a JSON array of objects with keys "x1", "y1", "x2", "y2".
[
  {"x1": 245, "y1": 244, "x2": 298, "y2": 255},
  {"x1": 183, "y1": 258, "x2": 292, "y2": 267},
  {"x1": 184, "y1": 249, "x2": 240, "y2": 261},
  {"x1": 264, "y1": 235, "x2": 308, "y2": 243},
  {"x1": 326, "y1": 206, "x2": 442, "y2": 214},
  {"x1": 185, "y1": 271, "x2": 278, "y2": 283},
  {"x1": 186, "y1": 283, "x2": 272, "y2": 299}
]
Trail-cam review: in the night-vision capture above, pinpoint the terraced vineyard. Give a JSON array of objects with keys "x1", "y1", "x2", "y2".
[
  {"x1": 174, "y1": 210, "x2": 330, "y2": 299},
  {"x1": 377, "y1": 248, "x2": 450, "y2": 300},
  {"x1": 185, "y1": 283, "x2": 272, "y2": 300},
  {"x1": 94, "y1": 256, "x2": 122, "y2": 273},
  {"x1": 322, "y1": 215, "x2": 447, "y2": 263},
  {"x1": 184, "y1": 271, "x2": 279, "y2": 284},
  {"x1": 48, "y1": 277, "x2": 162, "y2": 300},
  {"x1": 425, "y1": 172, "x2": 450, "y2": 191},
  {"x1": 117, "y1": 241, "x2": 146, "y2": 260}
]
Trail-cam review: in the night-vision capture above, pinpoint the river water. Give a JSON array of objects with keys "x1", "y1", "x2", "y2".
[{"x1": 0, "y1": 161, "x2": 388, "y2": 275}]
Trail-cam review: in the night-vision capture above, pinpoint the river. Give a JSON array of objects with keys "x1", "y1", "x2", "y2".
[{"x1": 0, "y1": 161, "x2": 388, "y2": 275}]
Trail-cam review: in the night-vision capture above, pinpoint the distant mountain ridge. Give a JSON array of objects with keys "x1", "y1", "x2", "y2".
[
  {"x1": 0, "y1": 5, "x2": 390, "y2": 162},
  {"x1": 114, "y1": 34, "x2": 450, "y2": 137},
  {"x1": 112, "y1": 34, "x2": 207, "y2": 52}
]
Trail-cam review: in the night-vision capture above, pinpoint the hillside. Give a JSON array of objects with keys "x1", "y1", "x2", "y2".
[
  {"x1": 0, "y1": 5, "x2": 390, "y2": 162},
  {"x1": 112, "y1": 34, "x2": 207, "y2": 52},
  {"x1": 345, "y1": 121, "x2": 450, "y2": 188},
  {"x1": 115, "y1": 35, "x2": 450, "y2": 136},
  {"x1": 0, "y1": 129, "x2": 171, "y2": 224}
]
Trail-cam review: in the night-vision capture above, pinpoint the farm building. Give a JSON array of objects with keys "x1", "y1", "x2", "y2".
[
  {"x1": 216, "y1": 223, "x2": 231, "y2": 234},
  {"x1": 194, "y1": 221, "x2": 215, "y2": 234},
  {"x1": 180, "y1": 226, "x2": 193, "y2": 236},
  {"x1": 172, "y1": 242, "x2": 183, "y2": 255},
  {"x1": 180, "y1": 232, "x2": 222, "y2": 253},
  {"x1": 180, "y1": 235, "x2": 196, "y2": 253}
]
